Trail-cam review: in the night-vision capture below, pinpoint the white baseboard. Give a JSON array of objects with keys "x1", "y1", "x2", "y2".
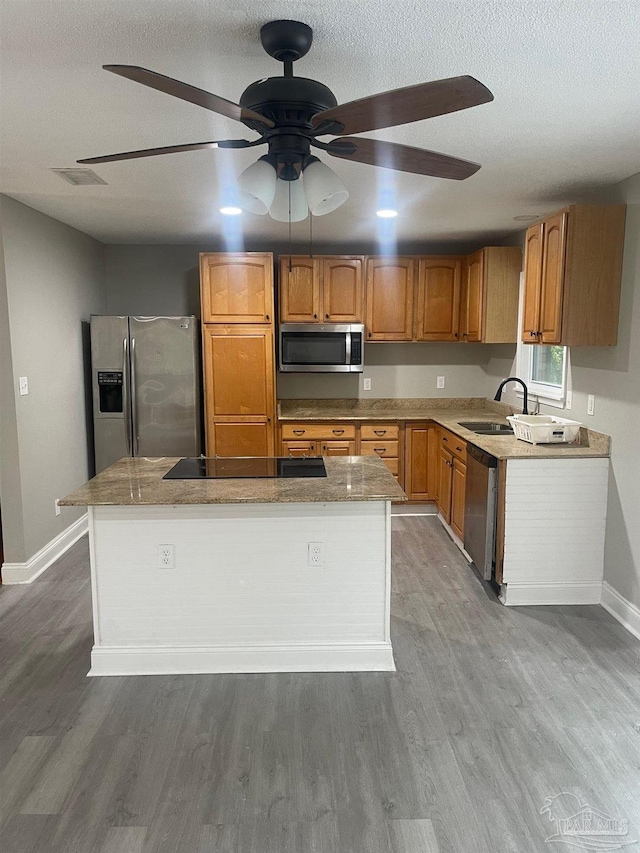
[
  {"x1": 500, "y1": 580, "x2": 603, "y2": 606},
  {"x1": 601, "y1": 582, "x2": 640, "y2": 642},
  {"x1": 2, "y1": 514, "x2": 88, "y2": 584},
  {"x1": 89, "y1": 641, "x2": 396, "y2": 676}
]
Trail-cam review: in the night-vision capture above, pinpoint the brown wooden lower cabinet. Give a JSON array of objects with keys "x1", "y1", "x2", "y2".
[
  {"x1": 437, "y1": 427, "x2": 467, "y2": 538},
  {"x1": 404, "y1": 423, "x2": 438, "y2": 502},
  {"x1": 321, "y1": 440, "x2": 356, "y2": 456},
  {"x1": 203, "y1": 324, "x2": 275, "y2": 456},
  {"x1": 214, "y1": 423, "x2": 272, "y2": 458},
  {"x1": 282, "y1": 439, "x2": 317, "y2": 457},
  {"x1": 450, "y1": 457, "x2": 467, "y2": 539},
  {"x1": 437, "y1": 445, "x2": 453, "y2": 521}
]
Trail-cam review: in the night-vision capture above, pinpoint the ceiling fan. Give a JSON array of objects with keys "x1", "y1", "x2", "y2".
[{"x1": 78, "y1": 20, "x2": 494, "y2": 220}]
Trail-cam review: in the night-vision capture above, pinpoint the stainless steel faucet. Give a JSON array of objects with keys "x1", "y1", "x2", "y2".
[{"x1": 494, "y1": 377, "x2": 529, "y2": 415}]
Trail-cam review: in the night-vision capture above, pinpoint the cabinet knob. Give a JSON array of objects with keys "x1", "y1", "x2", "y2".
[
  {"x1": 313, "y1": 313, "x2": 317, "y2": 319},
  {"x1": 368, "y1": 331, "x2": 372, "y2": 338},
  {"x1": 442, "y1": 436, "x2": 448, "y2": 442},
  {"x1": 265, "y1": 314, "x2": 270, "y2": 321},
  {"x1": 325, "y1": 314, "x2": 329, "y2": 319},
  {"x1": 462, "y1": 332, "x2": 468, "y2": 338},
  {"x1": 529, "y1": 331, "x2": 536, "y2": 337},
  {"x1": 454, "y1": 332, "x2": 459, "y2": 338}
]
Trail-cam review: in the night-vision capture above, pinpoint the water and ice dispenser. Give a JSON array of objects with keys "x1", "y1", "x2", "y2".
[{"x1": 97, "y1": 371, "x2": 123, "y2": 413}]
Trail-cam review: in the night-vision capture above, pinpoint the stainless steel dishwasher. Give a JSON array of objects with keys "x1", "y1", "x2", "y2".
[{"x1": 464, "y1": 445, "x2": 498, "y2": 580}]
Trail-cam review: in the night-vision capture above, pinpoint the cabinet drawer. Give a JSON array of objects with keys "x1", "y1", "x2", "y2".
[
  {"x1": 439, "y1": 429, "x2": 467, "y2": 463},
  {"x1": 360, "y1": 440, "x2": 399, "y2": 458},
  {"x1": 360, "y1": 424, "x2": 399, "y2": 440},
  {"x1": 281, "y1": 423, "x2": 356, "y2": 440},
  {"x1": 282, "y1": 440, "x2": 318, "y2": 457},
  {"x1": 380, "y1": 457, "x2": 399, "y2": 475}
]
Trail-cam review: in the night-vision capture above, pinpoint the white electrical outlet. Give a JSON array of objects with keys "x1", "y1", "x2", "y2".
[
  {"x1": 587, "y1": 394, "x2": 595, "y2": 416},
  {"x1": 54, "y1": 498, "x2": 61, "y2": 517},
  {"x1": 437, "y1": 375, "x2": 445, "y2": 389},
  {"x1": 308, "y1": 542, "x2": 324, "y2": 567},
  {"x1": 363, "y1": 378, "x2": 372, "y2": 391},
  {"x1": 158, "y1": 544, "x2": 175, "y2": 569},
  {"x1": 565, "y1": 390, "x2": 572, "y2": 410},
  {"x1": 19, "y1": 376, "x2": 28, "y2": 396}
]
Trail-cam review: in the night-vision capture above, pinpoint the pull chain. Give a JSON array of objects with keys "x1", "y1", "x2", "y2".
[{"x1": 288, "y1": 180, "x2": 292, "y2": 272}]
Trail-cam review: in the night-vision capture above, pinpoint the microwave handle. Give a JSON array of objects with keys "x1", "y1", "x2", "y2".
[{"x1": 346, "y1": 332, "x2": 351, "y2": 365}]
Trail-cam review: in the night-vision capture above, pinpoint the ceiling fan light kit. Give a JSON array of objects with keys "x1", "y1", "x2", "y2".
[
  {"x1": 269, "y1": 176, "x2": 308, "y2": 222},
  {"x1": 79, "y1": 19, "x2": 494, "y2": 224}
]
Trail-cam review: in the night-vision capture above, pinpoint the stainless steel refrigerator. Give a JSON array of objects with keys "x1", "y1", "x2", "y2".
[{"x1": 91, "y1": 316, "x2": 201, "y2": 473}]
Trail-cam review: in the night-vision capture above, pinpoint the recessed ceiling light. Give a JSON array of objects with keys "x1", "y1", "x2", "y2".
[
  {"x1": 377, "y1": 209, "x2": 398, "y2": 218},
  {"x1": 220, "y1": 206, "x2": 242, "y2": 216},
  {"x1": 513, "y1": 215, "x2": 539, "y2": 222}
]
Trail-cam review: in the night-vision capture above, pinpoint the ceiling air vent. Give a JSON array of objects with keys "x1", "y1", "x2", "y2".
[{"x1": 51, "y1": 168, "x2": 107, "y2": 186}]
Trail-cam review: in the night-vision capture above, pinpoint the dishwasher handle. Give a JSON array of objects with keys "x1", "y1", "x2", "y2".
[{"x1": 466, "y1": 443, "x2": 498, "y2": 468}]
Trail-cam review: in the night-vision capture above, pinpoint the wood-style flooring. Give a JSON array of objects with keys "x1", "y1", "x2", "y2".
[{"x1": 1, "y1": 517, "x2": 639, "y2": 852}]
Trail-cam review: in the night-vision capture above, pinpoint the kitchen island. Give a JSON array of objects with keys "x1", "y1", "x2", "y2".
[{"x1": 60, "y1": 456, "x2": 406, "y2": 676}]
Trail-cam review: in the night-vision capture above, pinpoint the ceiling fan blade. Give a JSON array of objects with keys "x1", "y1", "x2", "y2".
[
  {"x1": 326, "y1": 137, "x2": 481, "y2": 180},
  {"x1": 104, "y1": 65, "x2": 275, "y2": 128},
  {"x1": 312, "y1": 75, "x2": 493, "y2": 136},
  {"x1": 77, "y1": 139, "x2": 257, "y2": 164}
]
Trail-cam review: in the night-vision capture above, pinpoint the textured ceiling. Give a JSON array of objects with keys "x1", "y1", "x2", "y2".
[{"x1": 2, "y1": 0, "x2": 640, "y2": 246}]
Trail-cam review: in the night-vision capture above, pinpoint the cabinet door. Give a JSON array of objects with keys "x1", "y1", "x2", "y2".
[
  {"x1": 279, "y1": 257, "x2": 320, "y2": 322},
  {"x1": 539, "y1": 212, "x2": 567, "y2": 344},
  {"x1": 202, "y1": 326, "x2": 275, "y2": 455},
  {"x1": 321, "y1": 257, "x2": 364, "y2": 322},
  {"x1": 462, "y1": 250, "x2": 484, "y2": 342},
  {"x1": 450, "y1": 457, "x2": 467, "y2": 540},
  {"x1": 437, "y1": 446, "x2": 453, "y2": 522},
  {"x1": 320, "y1": 440, "x2": 357, "y2": 456},
  {"x1": 214, "y1": 424, "x2": 271, "y2": 457},
  {"x1": 282, "y1": 440, "x2": 318, "y2": 457},
  {"x1": 200, "y1": 253, "x2": 273, "y2": 323},
  {"x1": 365, "y1": 257, "x2": 414, "y2": 341},
  {"x1": 404, "y1": 424, "x2": 437, "y2": 501},
  {"x1": 416, "y1": 257, "x2": 462, "y2": 341},
  {"x1": 522, "y1": 222, "x2": 544, "y2": 342}
]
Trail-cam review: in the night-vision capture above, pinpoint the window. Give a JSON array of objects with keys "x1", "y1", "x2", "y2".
[
  {"x1": 524, "y1": 343, "x2": 568, "y2": 404},
  {"x1": 514, "y1": 274, "x2": 569, "y2": 408}
]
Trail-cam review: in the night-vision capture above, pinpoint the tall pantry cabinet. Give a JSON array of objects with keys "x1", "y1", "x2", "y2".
[{"x1": 200, "y1": 253, "x2": 276, "y2": 456}]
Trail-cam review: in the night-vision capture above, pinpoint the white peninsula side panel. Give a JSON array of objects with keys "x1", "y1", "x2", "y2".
[
  {"x1": 88, "y1": 501, "x2": 393, "y2": 675},
  {"x1": 500, "y1": 457, "x2": 609, "y2": 606}
]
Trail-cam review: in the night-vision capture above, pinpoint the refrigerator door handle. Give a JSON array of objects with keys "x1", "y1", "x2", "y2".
[
  {"x1": 122, "y1": 336, "x2": 132, "y2": 456},
  {"x1": 130, "y1": 336, "x2": 138, "y2": 457}
]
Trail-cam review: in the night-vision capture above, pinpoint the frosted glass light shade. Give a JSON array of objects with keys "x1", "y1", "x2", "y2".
[
  {"x1": 269, "y1": 177, "x2": 308, "y2": 222},
  {"x1": 303, "y1": 159, "x2": 349, "y2": 215},
  {"x1": 236, "y1": 158, "x2": 277, "y2": 215}
]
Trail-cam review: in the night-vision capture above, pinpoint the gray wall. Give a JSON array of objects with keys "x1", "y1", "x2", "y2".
[
  {"x1": 485, "y1": 172, "x2": 640, "y2": 610},
  {"x1": 0, "y1": 196, "x2": 106, "y2": 563}
]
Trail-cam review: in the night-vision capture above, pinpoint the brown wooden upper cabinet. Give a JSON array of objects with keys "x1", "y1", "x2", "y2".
[
  {"x1": 201, "y1": 253, "x2": 273, "y2": 324},
  {"x1": 520, "y1": 204, "x2": 626, "y2": 346},
  {"x1": 365, "y1": 257, "x2": 415, "y2": 341},
  {"x1": 460, "y1": 247, "x2": 523, "y2": 343},
  {"x1": 279, "y1": 255, "x2": 364, "y2": 323},
  {"x1": 416, "y1": 257, "x2": 462, "y2": 342}
]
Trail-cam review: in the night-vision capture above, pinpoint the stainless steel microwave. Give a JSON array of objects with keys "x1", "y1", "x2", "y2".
[{"x1": 279, "y1": 323, "x2": 364, "y2": 373}]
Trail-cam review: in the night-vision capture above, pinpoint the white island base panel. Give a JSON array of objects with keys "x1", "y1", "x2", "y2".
[
  {"x1": 87, "y1": 502, "x2": 394, "y2": 675},
  {"x1": 499, "y1": 457, "x2": 609, "y2": 606}
]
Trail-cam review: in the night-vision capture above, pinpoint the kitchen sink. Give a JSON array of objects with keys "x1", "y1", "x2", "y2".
[{"x1": 458, "y1": 421, "x2": 515, "y2": 435}]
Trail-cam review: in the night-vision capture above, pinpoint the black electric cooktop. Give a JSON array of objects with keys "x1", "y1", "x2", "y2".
[{"x1": 163, "y1": 457, "x2": 327, "y2": 480}]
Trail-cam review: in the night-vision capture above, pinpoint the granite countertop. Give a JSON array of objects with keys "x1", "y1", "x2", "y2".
[
  {"x1": 59, "y1": 455, "x2": 407, "y2": 507},
  {"x1": 278, "y1": 398, "x2": 611, "y2": 460}
]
